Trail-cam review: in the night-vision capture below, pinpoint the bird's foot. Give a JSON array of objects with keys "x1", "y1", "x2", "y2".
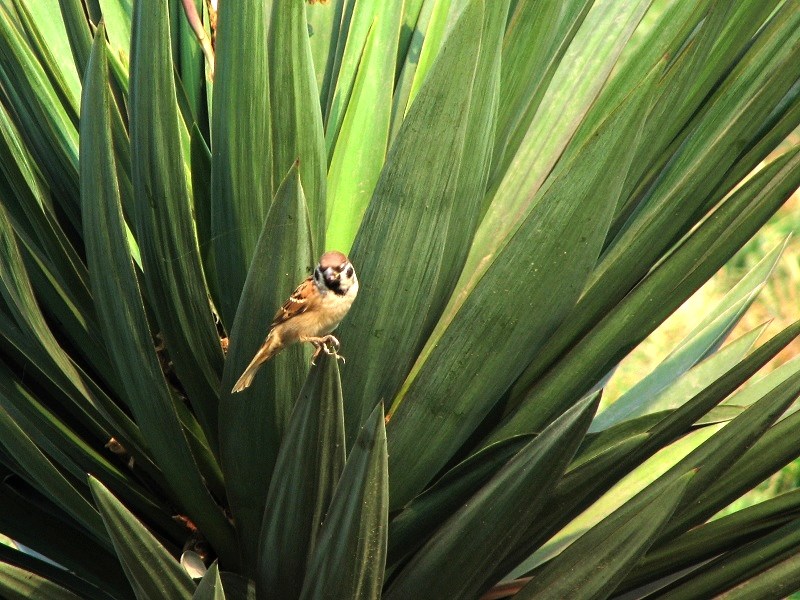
[
  {"x1": 307, "y1": 335, "x2": 344, "y2": 365},
  {"x1": 321, "y1": 335, "x2": 345, "y2": 363}
]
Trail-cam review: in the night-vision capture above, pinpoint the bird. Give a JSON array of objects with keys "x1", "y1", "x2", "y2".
[{"x1": 231, "y1": 251, "x2": 358, "y2": 393}]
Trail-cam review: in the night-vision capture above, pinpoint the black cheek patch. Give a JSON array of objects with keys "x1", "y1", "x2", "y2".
[{"x1": 346, "y1": 265, "x2": 354, "y2": 278}]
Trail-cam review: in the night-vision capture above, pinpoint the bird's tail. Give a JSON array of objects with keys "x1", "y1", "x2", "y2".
[{"x1": 231, "y1": 334, "x2": 280, "y2": 393}]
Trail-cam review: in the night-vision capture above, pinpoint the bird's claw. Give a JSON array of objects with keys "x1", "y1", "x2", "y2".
[{"x1": 310, "y1": 335, "x2": 344, "y2": 365}]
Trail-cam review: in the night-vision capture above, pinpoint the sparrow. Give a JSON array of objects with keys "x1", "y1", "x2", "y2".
[{"x1": 231, "y1": 251, "x2": 359, "y2": 393}]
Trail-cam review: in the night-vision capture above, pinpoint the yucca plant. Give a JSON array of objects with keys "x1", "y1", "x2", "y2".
[{"x1": 1, "y1": 0, "x2": 800, "y2": 597}]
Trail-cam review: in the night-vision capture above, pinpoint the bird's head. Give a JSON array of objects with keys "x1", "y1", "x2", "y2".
[{"x1": 314, "y1": 250, "x2": 357, "y2": 295}]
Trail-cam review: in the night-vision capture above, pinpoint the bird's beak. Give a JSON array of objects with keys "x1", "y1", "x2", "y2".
[{"x1": 324, "y1": 267, "x2": 339, "y2": 282}]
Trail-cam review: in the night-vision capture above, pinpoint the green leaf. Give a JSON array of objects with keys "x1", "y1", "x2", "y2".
[
  {"x1": 666, "y1": 377, "x2": 800, "y2": 541},
  {"x1": 654, "y1": 517, "x2": 800, "y2": 599},
  {"x1": 0, "y1": 542, "x2": 115, "y2": 600},
  {"x1": 516, "y1": 471, "x2": 693, "y2": 600},
  {"x1": 592, "y1": 321, "x2": 767, "y2": 432},
  {"x1": 0, "y1": 409, "x2": 107, "y2": 546},
  {"x1": 0, "y1": 560, "x2": 83, "y2": 600},
  {"x1": 209, "y1": 0, "x2": 272, "y2": 328},
  {"x1": 499, "y1": 322, "x2": 800, "y2": 581},
  {"x1": 97, "y1": 0, "x2": 132, "y2": 64},
  {"x1": 504, "y1": 145, "x2": 800, "y2": 439},
  {"x1": 0, "y1": 480, "x2": 130, "y2": 597},
  {"x1": 81, "y1": 25, "x2": 237, "y2": 566},
  {"x1": 466, "y1": 0, "x2": 651, "y2": 274},
  {"x1": 339, "y1": 0, "x2": 502, "y2": 442},
  {"x1": 306, "y1": 0, "x2": 344, "y2": 110},
  {"x1": 269, "y1": 0, "x2": 327, "y2": 249},
  {"x1": 387, "y1": 60, "x2": 654, "y2": 509},
  {"x1": 219, "y1": 164, "x2": 313, "y2": 572},
  {"x1": 257, "y1": 354, "x2": 346, "y2": 598},
  {"x1": 490, "y1": 0, "x2": 593, "y2": 187},
  {"x1": 325, "y1": 0, "x2": 403, "y2": 253},
  {"x1": 194, "y1": 562, "x2": 225, "y2": 600},
  {"x1": 0, "y1": 5, "x2": 80, "y2": 229},
  {"x1": 299, "y1": 402, "x2": 388, "y2": 600},
  {"x1": 387, "y1": 435, "x2": 532, "y2": 564},
  {"x1": 385, "y1": 394, "x2": 598, "y2": 599},
  {"x1": 129, "y1": 0, "x2": 225, "y2": 451},
  {"x1": 592, "y1": 240, "x2": 785, "y2": 432},
  {"x1": 88, "y1": 477, "x2": 195, "y2": 600},
  {"x1": 622, "y1": 489, "x2": 800, "y2": 593}
]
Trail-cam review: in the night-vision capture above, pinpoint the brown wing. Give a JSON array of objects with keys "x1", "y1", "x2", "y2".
[{"x1": 271, "y1": 277, "x2": 315, "y2": 327}]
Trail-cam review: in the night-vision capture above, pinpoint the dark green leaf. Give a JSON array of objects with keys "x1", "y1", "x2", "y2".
[
  {"x1": 385, "y1": 394, "x2": 598, "y2": 599},
  {"x1": 209, "y1": 0, "x2": 272, "y2": 328},
  {"x1": 387, "y1": 60, "x2": 654, "y2": 509},
  {"x1": 339, "y1": 0, "x2": 505, "y2": 445},
  {"x1": 299, "y1": 402, "x2": 388, "y2": 600},
  {"x1": 130, "y1": 0, "x2": 225, "y2": 450},
  {"x1": 81, "y1": 26, "x2": 237, "y2": 565},
  {"x1": 516, "y1": 471, "x2": 693, "y2": 600},
  {"x1": 257, "y1": 354, "x2": 346, "y2": 598},
  {"x1": 0, "y1": 561, "x2": 83, "y2": 600},
  {"x1": 88, "y1": 477, "x2": 195, "y2": 600},
  {"x1": 219, "y1": 164, "x2": 313, "y2": 572},
  {"x1": 387, "y1": 435, "x2": 532, "y2": 564}
]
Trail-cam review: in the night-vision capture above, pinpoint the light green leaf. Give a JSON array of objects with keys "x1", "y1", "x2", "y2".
[
  {"x1": 258, "y1": 354, "x2": 346, "y2": 599},
  {"x1": 299, "y1": 402, "x2": 388, "y2": 600},
  {"x1": 219, "y1": 164, "x2": 313, "y2": 572},
  {"x1": 325, "y1": 0, "x2": 403, "y2": 253},
  {"x1": 592, "y1": 321, "x2": 767, "y2": 432},
  {"x1": 209, "y1": 0, "x2": 272, "y2": 328},
  {"x1": 89, "y1": 477, "x2": 194, "y2": 600}
]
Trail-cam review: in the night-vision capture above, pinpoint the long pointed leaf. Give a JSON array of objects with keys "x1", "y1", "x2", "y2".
[
  {"x1": 209, "y1": 0, "x2": 272, "y2": 328},
  {"x1": 299, "y1": 402, "x2": 388, "y2": 600},
  {"x1": 88, "y1": 477, "x2": 195, "y2": 600},
  {"x1": 257, "y1": 354, "x2": 345, "y2": 598},
  {"x1": 81, "y1": 27, "x2": 236, "y2": 566},
  {"x1": 219, "y1": 164, "x2": 313, "y2": 572},
  {"x1": 269, "y1": 0, "x2": 327, "y2": 249},
  {"x1": 385, "y1": 394, "x2": 598, "y2": 599}
]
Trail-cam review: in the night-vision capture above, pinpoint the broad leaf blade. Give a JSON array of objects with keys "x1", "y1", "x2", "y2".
[
  {"x1": 387, "y1": 66, "x2": 654, "y2": 508},
  {"x1": 325, "y1": 0, "x2": 403, "y2": 253},
  {"x1": 209, "y1": 0, "x2": 272, "y2": 328},
  {"x1": 385, "y1": 394, "x2": 598, "y2": 600},
  {"x1": 299, "y1": 403, "x2": 388, "y2": 600},
  {"x1": 257, "y1": 354, "x2": 346, "y2": 599},
  {"x1": 269, "y1": 0, "x2": 327, "y2": 249},
  {"x1": 338, "y1": 0, "x2": 497, "y2": 441},
  {"x1": 88, "y1": 477, "x2": 194, "y2": 600},
  {"x1": 194, "y1": 562, "x2": 225, "y2": 600},
  {"x1": 219, "y1": 164, "x2": 313, "y2": 572},
  {"x1": 516, "y1": 472, "x2": 693, "y2": 600},
  {"x1": 81, "y1": 26, "x2": 236, "y2": 565},
  {"x1": 129, "y1": 0, "x2": 224, "y2": 451}
]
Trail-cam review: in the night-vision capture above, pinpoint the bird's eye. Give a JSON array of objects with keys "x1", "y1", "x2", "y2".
[{"x1": 345, "y1": 265, "x2": 354, "y2": 278}]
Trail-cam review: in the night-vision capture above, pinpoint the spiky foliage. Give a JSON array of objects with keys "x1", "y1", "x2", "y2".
[{"x1": 0, "y1": 0, "x2": 800, "y2": 598}]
